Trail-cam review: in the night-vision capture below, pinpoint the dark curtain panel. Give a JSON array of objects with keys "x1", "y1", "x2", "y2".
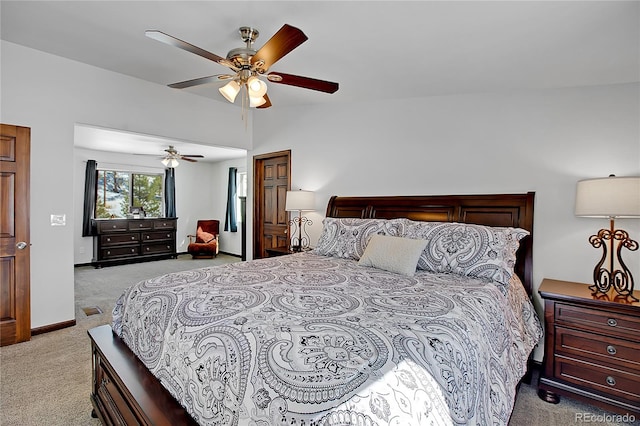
[
  {"x1": 224, "y1": 167, "x2": 238, "y2": 232},
  {"x1": 164, "y1": 168, "x2": 176, "y2": 218},
  {"x1": 82, "y1": 160, "x2": 97, "y2": 237}
]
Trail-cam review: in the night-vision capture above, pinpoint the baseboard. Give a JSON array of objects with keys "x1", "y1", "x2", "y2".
[
  {"x1": 176, "y1": 251, "x2": 242, "y2": 258},
  {"x1": 31, "y1": 319, "x2": 76, "y2": 336}
]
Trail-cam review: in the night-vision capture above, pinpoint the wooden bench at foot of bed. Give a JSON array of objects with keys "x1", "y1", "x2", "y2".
[{"x1": 88, "y1": 324, "x2": 198, "y2": 426}]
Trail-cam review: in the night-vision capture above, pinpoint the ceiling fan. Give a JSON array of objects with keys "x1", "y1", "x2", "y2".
[
  {"x1": 145, "y1": 24, "x2": 339, "y2": 109},
  {"x1": 161, "y1": 145, "x2": 203, "y2": 167}
]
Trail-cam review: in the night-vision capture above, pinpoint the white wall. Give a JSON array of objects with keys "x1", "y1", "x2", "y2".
[
  {"x1": 252, "y1": 83, "x2": 640, "y2": 360},
  {"x1": 1, "y1": 41, "x2": 251, "y2": 328}
]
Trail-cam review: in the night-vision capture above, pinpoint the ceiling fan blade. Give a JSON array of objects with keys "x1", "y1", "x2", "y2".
[
  {"x1": 145, "y1": 30, "x2": 233, "y2": 67},
  {"x1": 251, "y1": 24, "x2": 308, "y2": 71},
  {"x1": 168, "y1": 75, "x2": 233, "y2": 89},
  {"x1": 256, "y1": 94, "x2": 272, "y2": 109},
  {"x1": 181, "y1": 154, "x2": 204, "y2": 158},
  {"x1": 180, "y1": 156, "x2": 198, "y2": 162},
  {"x1": 267, "y1": 72, "x2": 339, "y2": 94}
]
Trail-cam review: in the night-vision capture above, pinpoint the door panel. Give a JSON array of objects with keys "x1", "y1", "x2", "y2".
[
  {"x1": 0, "y1": 124, "x2": 31, "y2": 346},
  {"x1": 253, "y1": 151, "x2": 290, "y2": 259}
]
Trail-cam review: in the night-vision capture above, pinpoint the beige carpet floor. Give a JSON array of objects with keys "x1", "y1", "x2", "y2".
[{"x1": 0, "y1": 254, "x2": 635, "y2": 425}]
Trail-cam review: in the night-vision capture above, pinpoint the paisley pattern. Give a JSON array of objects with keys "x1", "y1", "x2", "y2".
[{"x1": 113, "y1": 252, "x2": 542, "y2": 426}]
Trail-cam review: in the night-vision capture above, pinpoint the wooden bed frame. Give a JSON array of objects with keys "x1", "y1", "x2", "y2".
[{"x1": 88, "y1": 192, "x2": 535, "y2": 425}]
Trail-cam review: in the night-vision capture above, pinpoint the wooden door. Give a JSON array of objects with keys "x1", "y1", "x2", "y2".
[
  {"x1": 0, "y1": 124, "x2": 31, "y2": 346},
  {"x1": 253, "y1": 150, "x2": 290, "y2": 259}
]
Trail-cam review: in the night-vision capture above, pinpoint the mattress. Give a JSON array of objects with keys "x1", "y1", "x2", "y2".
[{"x1": 112, "y1": 252, "x2": 542, "y2": 425}]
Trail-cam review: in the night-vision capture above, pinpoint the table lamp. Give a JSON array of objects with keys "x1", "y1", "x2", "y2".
[
  {"x1": 575, "y1": 175, "x2": 640, "y2": 301},
  {"x1": 285, "y1": 190, "x2": 315, "y2": 252}
]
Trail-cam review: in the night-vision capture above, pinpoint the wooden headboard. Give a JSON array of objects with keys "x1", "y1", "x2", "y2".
[{"x1": 325, "y1": 192, "x2": 535, "y2": 297}]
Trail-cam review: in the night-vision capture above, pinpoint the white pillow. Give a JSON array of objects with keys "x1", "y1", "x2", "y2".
[{"x1": 358, "y1": 234, "x2": 427, "y2": 277}]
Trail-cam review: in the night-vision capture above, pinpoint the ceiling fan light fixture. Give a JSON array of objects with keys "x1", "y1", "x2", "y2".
[
  {"x1": 249, "y1": 95, "x2": 267, "y2": 108},
  {"x1": 219, "y1": 80, "x2": 241, "y2": 103},
  {"x1": 247, "y1": 76, "x2": 267, "y2": 98},
  {"x1": 162, "y1": 157, "x2": 179, "y2": 168}
]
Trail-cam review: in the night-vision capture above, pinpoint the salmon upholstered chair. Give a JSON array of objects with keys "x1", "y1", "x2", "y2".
[{"x1": 187, "y1": 220, "x2": 219, "y2": 259}]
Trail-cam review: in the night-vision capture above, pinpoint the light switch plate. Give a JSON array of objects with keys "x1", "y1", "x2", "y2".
[{"x1": 51, "y1": 214, "x2": 66, "y2": 226}]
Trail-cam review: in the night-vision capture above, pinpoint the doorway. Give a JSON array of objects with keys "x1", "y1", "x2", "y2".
[{"x1": 253, "y1": 150, "x2": 291, "y2": 259}]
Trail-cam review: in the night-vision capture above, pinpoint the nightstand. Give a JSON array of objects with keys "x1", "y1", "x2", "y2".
[
  {"x1": 265, "y1": 246, "x2": 294, "y2": 257},
  {"x1": 538, "y1": 278, "x2": 640, "y2": 416}
]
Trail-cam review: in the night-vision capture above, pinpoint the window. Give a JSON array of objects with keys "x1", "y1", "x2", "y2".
[
  {"x1": 95, "y1": 169, "x2": 164, "y2": 218},
  {"x1": 236, "y1": 171, "x2": 247, "y2": 222}
]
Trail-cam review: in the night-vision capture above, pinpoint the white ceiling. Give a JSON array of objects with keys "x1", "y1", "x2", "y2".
[{"x1": 2, "y1": 1, "x2": 638, "y2": 158}]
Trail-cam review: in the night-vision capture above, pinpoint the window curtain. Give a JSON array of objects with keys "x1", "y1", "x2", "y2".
[
  {"x1": 82, "y1": 160, "x2": 97, "y2": 237},
  {"x1": 224, "y1": 167, "x2": 238, "y2": 232},
  {"x1": 164, "y1": 168, "x2": 176, "y2": 218}
]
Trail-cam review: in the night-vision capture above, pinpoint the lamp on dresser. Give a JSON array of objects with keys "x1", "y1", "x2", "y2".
[
  {"x1": 575, "y1": 175, "x2": 640, "y2": 301},
  {"x1": 285, "y1": 190, "x2": 315, "y2": 252}
]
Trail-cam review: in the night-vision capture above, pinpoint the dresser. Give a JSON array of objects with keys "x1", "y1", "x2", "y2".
[
  {"x1": 92, "y1": 218, "x2": 177, "y2": 268},
  {"x1": 538, "y1": 278, "x2": 640, "y2": 415}
]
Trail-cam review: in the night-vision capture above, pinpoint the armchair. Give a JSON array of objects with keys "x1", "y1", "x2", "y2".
[{"x1": 187, "y1": 220, "x2": 219, "y2": 259}]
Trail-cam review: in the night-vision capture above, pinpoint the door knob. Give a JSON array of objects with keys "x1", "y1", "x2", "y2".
[{"x1": 16, "y1": 241, "x2": 29, "y2": 250}]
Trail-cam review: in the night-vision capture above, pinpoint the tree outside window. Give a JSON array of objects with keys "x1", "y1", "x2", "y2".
[{"x1": 96, "y1": 170, "x2": 163, "y2": 218}]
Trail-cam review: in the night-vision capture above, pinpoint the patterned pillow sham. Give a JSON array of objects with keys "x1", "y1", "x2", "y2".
[
  {"x1": 403, "y1": 219, "x2": 529, "y2": 285},
  {"x1": 313, "y1": 217, "x2": 406, "y2": 260}
]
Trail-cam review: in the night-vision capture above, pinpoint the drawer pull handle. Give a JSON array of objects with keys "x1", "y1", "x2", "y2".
[
  {"x1": 112, "y1": 225, "x2": 117, "y2": 229},
  {"x1": 606, "y1": 345, "x2": 617, "y2": 355},
  {"x1": 106, "y1": 251, "x2": 110, "y2": 255},
  {"x1": 106, "y1": 238, "x2": 111, "y2": 242},
  {"x1": 131, "y1": 236, "x2": 135, "y2": 240},
  {"x1": 131, "y1": 249, "x2": 135, "y2": 253},
  {"x1": 606, "y1": 376, "x2": 616, "y2": 386},
  {"x1": 607, "y1": 318, "x2": 618, "y2": 327}
]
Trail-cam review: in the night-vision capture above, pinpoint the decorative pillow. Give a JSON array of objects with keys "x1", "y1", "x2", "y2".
[
  {"x1": 196, "y1": 227, "x2": 215, "y2": 243},
  {"x1": 358, "y1": 234, "x2": 428, "y2": 277},
  {"x1": 403, "y1": 220, "x2": 529, "y2": 285},
  {"x1": 313, "y1": 218, "x2": 407, "y2": 260}
]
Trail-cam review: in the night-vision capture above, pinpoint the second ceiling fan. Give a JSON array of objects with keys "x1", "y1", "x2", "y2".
[{"x1": 146, "y1": 24, "x2": 339, "y2": 109}]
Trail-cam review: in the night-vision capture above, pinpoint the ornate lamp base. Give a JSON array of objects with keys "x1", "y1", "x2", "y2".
[{"x1": 588, "y1": 219, "x2": 639, "y2": 302}]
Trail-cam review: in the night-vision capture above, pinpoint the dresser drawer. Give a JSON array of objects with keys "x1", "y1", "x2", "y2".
[
  {"x1": 141, "y1": 242, "x2": 174, "y2": 255},
  {"x1": 97, "y1": 220, "x2": 129, "y2": 233},
  {"x1": 555, "y1": 355, "x2": 640, "y2": 403},
  {"x1": 101, "y1": 246, "x2": 140, "y2": 259},
  {"x1": 141, "y1": 231, "x2": 174, "y2": 242},
  {"x1": 555, "y1": 326, "x2": 640, "y2": 371},
  {"x1": 555, "y1": 303, "x2": 640, "y2": 340},
  {"x1": 101, "y1": 233, "x2": 139, "y2": 246},
  {"x1": 129, "y1": 220, "x2": 153, "y2": 231},
  {"x1": 153, "y1": 220, "x2": 175, "y2": 230}
]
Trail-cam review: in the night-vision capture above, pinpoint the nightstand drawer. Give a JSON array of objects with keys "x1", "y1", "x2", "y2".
[
  {"x1": 555, "y1": 355, "x2": 640, "y2": 403},
  {"x1": 555, "y1": 303, "x2": 640, "y2": 340},
  {"x1": 556, "y1": 326, "x2": 640, "y2": 371}
]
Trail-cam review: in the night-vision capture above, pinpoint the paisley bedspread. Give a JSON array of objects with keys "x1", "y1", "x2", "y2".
[{"x1": 112, "y1": 252, "x2": 542, "y2": 426}]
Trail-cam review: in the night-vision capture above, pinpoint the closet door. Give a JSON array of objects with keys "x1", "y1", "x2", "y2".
[{"x1": 0, "y1": 124, "x2": 31, "y2": 346}]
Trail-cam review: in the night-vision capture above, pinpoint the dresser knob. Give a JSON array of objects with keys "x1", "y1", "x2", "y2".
[
  {"x1": 131, "y1": 236, "x2": 135, "y2": 240},
  {"x1": 131, "y1": 248, "x2": 135, "y2": 253},
  {"x1": 606, "y1": 376, "x2": 616, "y2": 386},
  {"x1": 112, "y1": 225, "x2": 117, "y2": 229},
  {"x1": 606, "y1": 345, "x2": 617, "y2": 355},
  {"x1": 607, "y1": 318, "x2": 618, "y2": 327},
  {"x1": 106, "y1": 238, "x2": 111, "y2": 242}
]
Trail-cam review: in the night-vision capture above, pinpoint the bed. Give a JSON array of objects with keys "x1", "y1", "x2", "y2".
[{"x1": 88, "y1": 192, "x2": 542, "y2": 426}]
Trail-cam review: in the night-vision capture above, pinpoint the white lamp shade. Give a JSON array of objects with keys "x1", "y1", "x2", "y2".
[
  {"x1": 247, "y1": 76, "x2": 267, "y2": 98},
  {"x1": 575, "y1": 176, "x2": 640, "y2": 218},
  {"x1": 219, "y1": 80, "x2": 241, "y2": 103},
  {"x1": 162, "y1": 157, "x2": 179, "y2": 168},
  {"x1": 249, "y1": 95, "x2": 266, "y2": 108},
  {"x1": 285, "y1": 190, "x2": 315, "y2": 211}
]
